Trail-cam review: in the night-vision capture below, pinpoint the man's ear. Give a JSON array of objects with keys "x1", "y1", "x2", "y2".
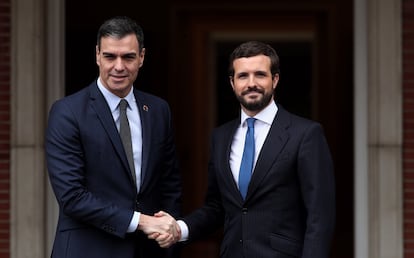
[
  {"x1": 96, "y1": 45, "x2": 100, "y2": 66},
  {"x1": 139, "y1": 48, "x2": 146, "y2": 67},
  {"x1": 229, "y1": 76, "x2": 235, "y2": 90},
  {"x1": 273, "y1": 73, "x2": 279, "y2": 90}
]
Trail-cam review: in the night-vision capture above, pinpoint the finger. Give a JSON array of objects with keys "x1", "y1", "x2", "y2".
[
  {"x1": 153, "y1": 211, "x2": 163, "y2": 217},
  {"x1": 162, "y1": 237, "x2": 175, "y2": 248},
  {"x1": 155, "y1": 233, "x2": 170, "y2": 242},
  {"x1": 155, "y1": 233, "x2": 172, "y2": 248},
  {"x1": 158, "y1": 235, "x2": 174, "y2": 248},
  {"x1": 148, "y1": 232, "x2": 160, "y2": 239}
]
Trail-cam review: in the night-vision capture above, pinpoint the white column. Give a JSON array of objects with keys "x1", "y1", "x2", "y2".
[
  {"x1": 354, "y1": 0, "x2": 369, "y2": 256},
  {"x1": 10, "y1": 0, "x2": 46, "y2": 257},
  {"x1": 354, "y1": 0, "x2": 403, "y2": 257},
  {"x1": 45, "y1": 0, "x2": 65, "y2": 254},
  {"x1": 10, "y1": 0, "x2": 65, "y2": 257}
]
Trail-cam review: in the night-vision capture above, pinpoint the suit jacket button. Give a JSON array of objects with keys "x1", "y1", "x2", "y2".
[{"x1": 242, "y1": 208, "x2": 248, "y2": 214}]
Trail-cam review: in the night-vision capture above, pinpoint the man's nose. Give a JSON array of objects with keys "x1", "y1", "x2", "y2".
[
  {"x1": 114, "y1": 58, "x2": 125, "y2": 71},
  {"x1": 247, "y1": 75, "x2": 256, "y2": 86}
]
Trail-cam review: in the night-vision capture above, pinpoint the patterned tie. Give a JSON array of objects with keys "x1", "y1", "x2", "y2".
[
  {"x1": 119, "y1": 99, "x2": 136, "y2": 185},
  {"x1": 238, "y1": 117, "x2": 256, "y2": 200}
]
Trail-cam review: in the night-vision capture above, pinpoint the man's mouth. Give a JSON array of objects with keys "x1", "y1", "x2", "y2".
[
  {"x1": 111, "y1": 75, "x2": 128, "y2": 81},
  {"x1": 242, "y1": 88, "x2": 263, "y2": 96}
]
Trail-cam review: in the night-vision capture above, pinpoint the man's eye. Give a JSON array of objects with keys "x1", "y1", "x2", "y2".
[
  {"x1": 123, "y1": 55, "x2": 136, "y2": 60},
  {"x1": 104, "y1": 55, "x2": 115, "y2": 60},
  {"x1": 255, "y1": 72, "x2": 267, "y2": 77}
]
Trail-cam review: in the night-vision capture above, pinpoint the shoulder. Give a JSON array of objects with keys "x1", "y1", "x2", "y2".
[
  {"x1": 134, "y1": 90, "x2": 169, "y2": 107},
  {"x1": 277, "y1": 105, "x2": 322, "y2": 128},
  {"x1": 274, "y1": 105, "x2": 329, "y2": 143},
  {"x1": 210, "y1": 118, "x2": 239, "y2": 142},
  {"x1": 47, "y1": 83, "x2": 103, "y2": 125},
  {"x1": 53, "y1": 82, "x2": 95, "y2": 105},
  {"x1": 133, "y1": 90, "x2": 174, "y2": 122}
]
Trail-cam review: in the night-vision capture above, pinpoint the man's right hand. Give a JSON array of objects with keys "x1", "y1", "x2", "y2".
[{"x1": 138, "y1": 211, "x2": 181, "y2": 248}]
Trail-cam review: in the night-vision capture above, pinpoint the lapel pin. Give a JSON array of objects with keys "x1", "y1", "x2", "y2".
[{"x1": 143, "y1": 105, "x2": 149, "y2": 112}]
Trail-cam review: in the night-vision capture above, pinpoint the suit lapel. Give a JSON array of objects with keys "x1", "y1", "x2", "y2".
[
  {"x1": 221, "y1": 121, "x2": 242, "y2": 200},
  {"x1": 88, "y1": 83, "x2": 132, "y2": 182},
  {"x1": 134, "y1": 90, "x2": 150, "y2": 190},
  {"x1": 246, "y1": 106, "x2": 290, "y2": 200}
]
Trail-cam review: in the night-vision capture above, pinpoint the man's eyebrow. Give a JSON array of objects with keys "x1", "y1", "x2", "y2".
[
  {"x1": 101, "y1": 52, "x2": 137, "y2": 57},
  {"x1": 122, "y1": 53, "x2": 137, "y2": 57}
]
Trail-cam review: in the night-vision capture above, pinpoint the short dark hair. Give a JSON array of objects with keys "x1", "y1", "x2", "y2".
[
  {"x1": 228, "y1": 41, "x2": 280, "y2": 77},
  {"x1": 96, "y1": 16, "x2": 144, "y2": 52}
]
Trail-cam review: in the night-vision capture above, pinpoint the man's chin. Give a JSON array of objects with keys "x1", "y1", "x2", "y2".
[
  {"x1": 244, "y1": 97, "x2": 262, "y2": 106},
  {"x1": 111, "y1": 78, "x2": 128, "y2": 85},
  {"x1": 242, "y1": 102, "x2": 262, "y2": 112},
  {"x1": 242, "y1": 96, "x2": 273, "y2": 112}
]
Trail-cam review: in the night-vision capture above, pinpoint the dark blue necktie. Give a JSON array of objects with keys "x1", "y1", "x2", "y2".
[{"x1": 238, "y1": 118, "x2": 256, "y2": 200}]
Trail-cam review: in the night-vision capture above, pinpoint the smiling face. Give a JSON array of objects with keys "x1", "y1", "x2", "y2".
[
  {"x1": 230, "y1": 54, "x2": 279, "y2": 117},
  {"x1": 96, "y1": 33, "x2": 145, "y2": 98}
]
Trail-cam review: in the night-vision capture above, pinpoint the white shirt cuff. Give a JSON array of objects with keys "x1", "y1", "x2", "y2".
[
  {"x1": 177, "y1": 219, "x2": 189, "y2": 241},
  {"x1": 127, "y1": 211, "x2": 141, "y2": 233}
]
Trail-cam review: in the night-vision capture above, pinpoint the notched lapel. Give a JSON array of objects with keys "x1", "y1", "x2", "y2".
[
  {"x1": 221, "y1": 121, "x2": 243, "y2": 200},
  {"x1": 89, "y1": 85, "x2": 132, "y2": 180},
  {"x1": 246, "y1": 109, "x2": 290, "y2": 200},
  {"x1": 135, "y1": 92, "x2": 150, "y2": 190}
]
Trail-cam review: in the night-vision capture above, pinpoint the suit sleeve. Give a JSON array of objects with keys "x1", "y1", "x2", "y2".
[
  {"x1": 297, "y1": 122, "x2": 335, "y2": 258},
  {"x1": 45, "y1": 100, "x2": 133, "y2": 238}
]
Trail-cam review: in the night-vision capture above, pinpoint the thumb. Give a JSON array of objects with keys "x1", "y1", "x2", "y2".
[{"x1": 154, "y1": 210, "x2": 166, "y2": 217}]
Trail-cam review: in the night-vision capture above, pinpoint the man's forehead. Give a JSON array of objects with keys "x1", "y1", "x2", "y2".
[
  {"x1": 233, "y1": 56, "x2": 271, "y2": 71},
  {"x1": 100, "y1": 35, "x2": 139, "y2": 47}
]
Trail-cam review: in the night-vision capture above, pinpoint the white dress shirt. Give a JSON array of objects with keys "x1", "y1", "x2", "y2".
[{"x1": 230, "y1": 101, "x2": 278, "y2": 186}]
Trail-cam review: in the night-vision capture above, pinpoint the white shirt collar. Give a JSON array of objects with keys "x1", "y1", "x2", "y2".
[{"x1": 240, "y1": 100, "x2": 278, "y2": 126}]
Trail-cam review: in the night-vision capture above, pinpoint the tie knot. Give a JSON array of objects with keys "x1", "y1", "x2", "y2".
[
  {"x1": 246, "y1": 118, "x2": 256, "y2": 128},
  {"x1": 119, "y1": 99, "x2": 128, "y2": 111}
]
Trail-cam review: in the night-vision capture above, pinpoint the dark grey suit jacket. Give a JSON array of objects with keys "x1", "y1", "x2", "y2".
[
  {"x1": 46, "y1": 81, "x2": 182, "y2": 258},
  {"x1": 182, "y1": 103, "x2": 335, "y2": 258}
]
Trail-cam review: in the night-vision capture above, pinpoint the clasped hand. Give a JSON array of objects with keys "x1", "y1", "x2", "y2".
[{"x1": 138, "y1": 211, "x2": 180, "y2": 248}]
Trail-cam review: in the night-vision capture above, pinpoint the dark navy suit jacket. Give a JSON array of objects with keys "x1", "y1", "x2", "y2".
[
  {"x1": 182, "y1": 104, "x2": 335, "y2": 258},
  {"x1": 46, "y1": 81, "x2": 182, "y2": 258}
]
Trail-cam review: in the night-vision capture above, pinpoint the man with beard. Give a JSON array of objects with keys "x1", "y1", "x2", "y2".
[{"x1": 152, "y1": 40, "x2": 336, "y2": 258}]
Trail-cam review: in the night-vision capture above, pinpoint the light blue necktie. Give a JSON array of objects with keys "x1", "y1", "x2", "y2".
[{"x1": 238, "y1": 118, "x2": 256, "y2": 200}]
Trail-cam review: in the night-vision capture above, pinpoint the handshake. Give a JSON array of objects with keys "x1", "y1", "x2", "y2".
[{"x1": 138, "y1": 211, "x2": 181, "y2": 248}]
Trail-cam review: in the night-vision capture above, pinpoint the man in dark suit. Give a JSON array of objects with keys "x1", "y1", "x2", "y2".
[
  {"x1": 154, "y1": 41, "x2": 335, "y2": 258},
  {"x1": 45, "y1": 16, "x2": 182, "y2": 258}
]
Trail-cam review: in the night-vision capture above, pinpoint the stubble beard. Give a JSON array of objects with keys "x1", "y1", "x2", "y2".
[{"x1": 236, "y1": 87, "x2": 274, "y2": 112}]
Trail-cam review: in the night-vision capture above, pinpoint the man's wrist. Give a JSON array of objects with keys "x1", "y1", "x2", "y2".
[
  {"x1": 128, "y1": 211, "x2": 140, "y2": 233},
  {"x1": 176, "y1": 220, "x2": 189, "y2": 241}
]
